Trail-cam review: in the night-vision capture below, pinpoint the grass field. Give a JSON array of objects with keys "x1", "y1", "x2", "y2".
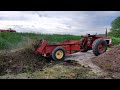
[
  {"x1": 0, "y1": 32, "x2": 119, "y2": 79},
  {"x1": 0, "y1": 32, "x2": 120, "y2": 50},
  {"x1": 0, "y1": 32, "x2": 80, "y2": 50}
]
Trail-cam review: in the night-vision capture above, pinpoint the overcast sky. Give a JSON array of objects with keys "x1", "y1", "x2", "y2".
[{"x1": 0, "y1": 11, "x2": 119, "y2": 35}]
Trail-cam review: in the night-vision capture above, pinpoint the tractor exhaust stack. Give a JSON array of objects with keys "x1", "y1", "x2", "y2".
[{"x1": 106, "y1": 28, "x2": 107, "y2": 36}]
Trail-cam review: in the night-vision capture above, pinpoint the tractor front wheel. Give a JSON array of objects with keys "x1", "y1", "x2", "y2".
[
  {"x1": 92, "y1": 38, "x2": 107, "y2": 56},
  {"x1": 52, "y1": 47, "x2": 65, "y2": 61}
]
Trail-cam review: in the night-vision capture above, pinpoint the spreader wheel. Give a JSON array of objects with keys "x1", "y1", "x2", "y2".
[
  {"x1": 92, "y1": 38, "x2": 107, "y2": 56},
  {"x1": 52, "y1": 47, "x2": 65, "y2": 61}
]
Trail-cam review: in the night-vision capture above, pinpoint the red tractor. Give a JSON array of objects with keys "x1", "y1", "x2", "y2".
[
  {"x1": 80, "y1": 34, "x2": 112, "y2": 56},
  {"x1": 34, "y1": 34, "x2": 112, "y2": 61}
]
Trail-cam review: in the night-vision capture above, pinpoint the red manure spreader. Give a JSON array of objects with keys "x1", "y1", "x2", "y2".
[{"x1": 34, "y1": 33, "x2": 112, "y2": 61}]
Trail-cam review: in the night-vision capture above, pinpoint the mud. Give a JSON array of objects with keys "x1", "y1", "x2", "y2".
[
  {"x1": 0, "y1": 47, "x2": 48, "y2": 75},
  {"x1": 1, "y1": 41, "x2": 119, "y2": 78},
  {"x1": 0, "y1": 46, "x2": 81, "y2": 76},
  {"x1": 65, "y1": 51, "x2": 107, "y2": 76}
]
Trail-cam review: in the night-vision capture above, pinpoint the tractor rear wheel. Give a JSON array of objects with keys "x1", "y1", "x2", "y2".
[
  {"x1": 52, "y1": 47, "x2": 65, "y2": 61},
  {"x1": 92, "y1": 38, "x2": 107, "y2": 56}
]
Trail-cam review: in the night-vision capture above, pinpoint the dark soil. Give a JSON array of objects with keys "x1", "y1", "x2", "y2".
[
  {"x1": 0, "y1": 46, "x2": 82, "y2": 76},
  {"x1": 0, "y1": 48, "x2": 48, "y2": 75},
  {"x1": 92, "y1": 44, "x2": 120, "y2": 73}
]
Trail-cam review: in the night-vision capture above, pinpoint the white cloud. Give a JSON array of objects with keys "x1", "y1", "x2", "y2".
[{"x1": 0, "y1": 11, "x2": 119, "y2": 35}]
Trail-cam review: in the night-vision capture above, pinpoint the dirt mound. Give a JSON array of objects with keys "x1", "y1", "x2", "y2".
[
  {"x1": 0, "y1": 47, "x2": 48, "y2": 75},
  {"x1": 92, "y1": 44, "x2": 120, "y2": 73}
]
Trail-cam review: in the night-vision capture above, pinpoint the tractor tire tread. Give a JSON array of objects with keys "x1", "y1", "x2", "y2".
[{"x1": 92, "y1": 38, "x2": 107, "y2": 56}]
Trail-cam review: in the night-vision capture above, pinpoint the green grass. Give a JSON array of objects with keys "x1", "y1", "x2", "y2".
[
  {"x1": 1, "y1": 32, "x2": 120, "y2": 50},
  {"x1": 111, "y1": 37, "x2": 120, "y2": 45},
  {"x1": 0, "y1": 32, "x2": 81, "y2": 50}
]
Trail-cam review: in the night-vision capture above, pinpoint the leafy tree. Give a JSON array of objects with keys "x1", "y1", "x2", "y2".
[
  {"x1": 109, "y1": 16, "x2": 120, "y2": 37},
  {"x1": 111, "y1": 16, "x2": 120, "y2": 30}
]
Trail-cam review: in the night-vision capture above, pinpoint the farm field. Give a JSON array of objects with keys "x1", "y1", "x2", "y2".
[{"x1": 0, "y1": 32, "x2": 120, "y2": 79}]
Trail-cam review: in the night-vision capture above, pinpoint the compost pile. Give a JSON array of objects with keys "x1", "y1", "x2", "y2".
[
  {"x1": 92, "y1": 44, "x2": 120, "y2": 73},
  {"x1": 0, "y1": 47, "x2": 47, "y2": 75}
]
